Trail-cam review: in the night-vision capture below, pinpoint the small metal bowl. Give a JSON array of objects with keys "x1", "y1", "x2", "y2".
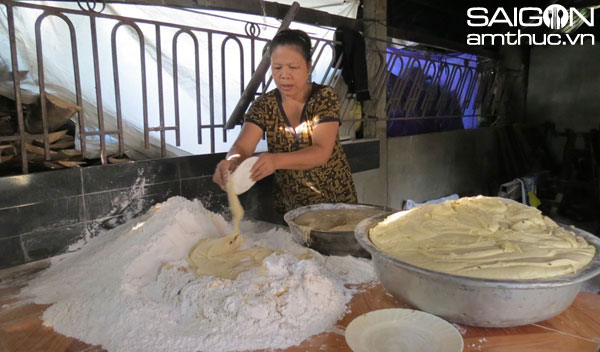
[
  {"x1": 283, "y1": 203, "x2": 394, "y2": 257},
  {"x1": 355, "y1": 213, "x2": 600, "y2": 327}
]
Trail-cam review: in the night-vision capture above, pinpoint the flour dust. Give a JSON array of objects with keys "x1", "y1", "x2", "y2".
[{"x1": 21, "y1": 197, "x2": 376, "y2": 352}]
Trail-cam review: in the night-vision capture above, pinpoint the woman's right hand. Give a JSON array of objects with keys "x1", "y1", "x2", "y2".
[{"x1": 213, "y1": 158, "x2": 237, "y2": 191}]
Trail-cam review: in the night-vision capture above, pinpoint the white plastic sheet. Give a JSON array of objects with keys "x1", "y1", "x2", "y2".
[{"x1": 0, "y1": 1, "x2": 348, "y2": 158}]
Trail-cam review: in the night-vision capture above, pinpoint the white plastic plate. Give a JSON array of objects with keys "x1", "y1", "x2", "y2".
[
  {"x1": 230, "y1": 156, "x2": 259, "y2": 195},
  {"x1": 345, "y1": 308, "x2": 463, "y2": 352}
]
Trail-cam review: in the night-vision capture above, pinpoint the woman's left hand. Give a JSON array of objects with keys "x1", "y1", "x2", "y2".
[{"x1": 251, "y1": 153, "x2": 278, "y2": 181}]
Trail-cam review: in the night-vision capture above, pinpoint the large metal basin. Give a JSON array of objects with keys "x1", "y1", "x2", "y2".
[
  {"x1": 284, "y1": 203, "x2": 393, "y2": 257},
  {"x1": 355, "y1": 213, "x2": 600, "y2": 327}
]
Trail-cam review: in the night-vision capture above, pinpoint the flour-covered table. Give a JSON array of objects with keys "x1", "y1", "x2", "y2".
[{"x1": 1, "y1": 260, "x2": 599, "y2": 352}]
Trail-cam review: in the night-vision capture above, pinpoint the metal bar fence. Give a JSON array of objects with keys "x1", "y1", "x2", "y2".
[{"x1": 0, "y1": 0, "x2": 505, "y2": 175}]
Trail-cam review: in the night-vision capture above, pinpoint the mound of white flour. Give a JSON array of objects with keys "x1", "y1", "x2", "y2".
[{"x1": 21, "y1": 197, "x2": 375, "y2": 352}]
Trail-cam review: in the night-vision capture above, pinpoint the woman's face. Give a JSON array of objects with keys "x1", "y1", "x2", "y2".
[{"x1": 271, "y1": 45, "x2": 310, "y2": 99}]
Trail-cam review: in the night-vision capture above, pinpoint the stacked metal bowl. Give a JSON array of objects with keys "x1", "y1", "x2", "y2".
[{"x1": 284, "y1": 203, "x2": 394, "y2": 257}]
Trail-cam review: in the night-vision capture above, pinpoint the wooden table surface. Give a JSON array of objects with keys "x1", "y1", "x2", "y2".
[{"x1": 1, "y1": 263, "x2": 599, "y2": 352}]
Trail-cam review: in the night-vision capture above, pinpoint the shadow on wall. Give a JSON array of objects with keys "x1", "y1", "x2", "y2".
[{"x1": 386, "y1": 67, "x2": 464, "y2": 137}]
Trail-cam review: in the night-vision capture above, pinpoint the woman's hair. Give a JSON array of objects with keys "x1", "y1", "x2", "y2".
[{"x1": 269, "y1": 29, "x2": 312, "y2": 63}]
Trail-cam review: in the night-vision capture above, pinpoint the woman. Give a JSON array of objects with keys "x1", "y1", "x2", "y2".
[{"x1": 213, "y1": 29, "x2": 357, "y2": 216}]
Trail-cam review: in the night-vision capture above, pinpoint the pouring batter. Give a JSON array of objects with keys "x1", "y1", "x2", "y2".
[{"x1": 187, "y1": 175, "x2": 277, "y2": 280}]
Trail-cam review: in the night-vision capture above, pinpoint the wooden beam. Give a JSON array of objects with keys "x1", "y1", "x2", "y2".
[
  {"x1": 387, "y1": 26, "x2": 499, "y2": 59},
  {"x1": 399, "y1": 0, "x2": 463, "y2": 16},
  {"x1": 557, "y1": 0, "x2": 600, "y2": 8},
  {"x1": 44, "y1": 0, "x2": 498, "y2": 58},
  {"x1": 45, "y1": 0, "x2": 362, "y2": 31},
  {"x1": 224, "y1": 2, "x2": 300, "y2": 129}
]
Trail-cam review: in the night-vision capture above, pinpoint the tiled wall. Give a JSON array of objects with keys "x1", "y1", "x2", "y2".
[{"x1": 0, "y1": 140, "x2": 379, "y2": 269}]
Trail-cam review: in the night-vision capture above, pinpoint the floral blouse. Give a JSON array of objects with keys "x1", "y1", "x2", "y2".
[{"x1": 244, "y1": 83, "x2": 357, "y2": 214}]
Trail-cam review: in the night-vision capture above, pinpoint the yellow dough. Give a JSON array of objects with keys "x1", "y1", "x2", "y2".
[
  {"x1": 369, "y1": 196, "x2": 596, "y2": 280},
  {"x1": 187, "y1": 234, "x2": 275, "y2": 280},
  {"x1": 187, "y1": 173, "x2": 276, "y2": 280}
]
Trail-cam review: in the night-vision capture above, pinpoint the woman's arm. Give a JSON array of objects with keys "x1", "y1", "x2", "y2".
[
  {"x1": 213, "y1": 122, "x2": 263, "y2": 189},
  {"x1": 250, "y1": 121, "x2": 338, "y2": 182}
]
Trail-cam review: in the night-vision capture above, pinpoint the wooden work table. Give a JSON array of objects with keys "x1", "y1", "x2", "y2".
[{"x1": 1, "y1": 262, "x2": 599, "y2": 352}]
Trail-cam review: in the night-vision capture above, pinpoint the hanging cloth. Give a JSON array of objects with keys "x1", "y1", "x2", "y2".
[{"x1": 334, "y1": 26, "x2": 371, "y2": 101}]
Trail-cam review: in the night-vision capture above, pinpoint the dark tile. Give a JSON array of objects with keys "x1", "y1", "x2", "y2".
[
  {"x1": 239, "y1": 176, "x2": 279, "y2": 223},
  {"x1": 85, "y1": 181, "x2": 181, "y2": 237},
  {"x1": 0, "y1": 236, "x2": 25, "y2": 269},
  {"x1": 201, "y1": 194, "x2": 229, "y2": 215},
  {"x1": 347, "y1": 154, "x2": 379, "y2": 173},
  {"x1": 84, "y1": 180, "x2": 181, "y2": 222},
  {"x1": 21, "y1": 224, "x2": 86, "y2": 263},
  {"x1": 181, "y1": 175, "x2": 225, "y2": 200},
  {"x1": 143, "y1": 180, "x2": 182, "y2": 203},
  {"x1": 0, "y1": 167, "x2": 82, "y2": 209},
  {"x1": 179, "y1": 153, "x2": 226, "y2": 179},
  {"x1": 342, "y1": 139, "x2": 378, "y2": 156},
  {"x1": 180, "y1": 175, "x2": 227, "y2": 214},
  {"x1": 0, "y1": 196, "x2": 84, "y2": 240},
  {"x1": 82, "y1": 158, "x2": 179, "y2": 194},
  {"x1": 84, "y1": 221, "x2": 105, "y2": 240},
  {"x1": 84, "y1": 189, "x2": 137, "y2": 224},
  {"x1": 343, "y1": 140, "x2": 380, "y2": 173}
]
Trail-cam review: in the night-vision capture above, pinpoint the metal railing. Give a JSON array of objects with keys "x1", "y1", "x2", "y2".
[
  {"x1": 354, "y1": 47, "x2": 505, "y2": 122},
  {"x1": 332, "y1": 38, "x2": 507, "y2": 138},
  {"x1": 0, "y1": 1, "x2": 505, "y2": 175},
  {"x1": 0, "y1": 1, "x2": 343, "y2": 173}
]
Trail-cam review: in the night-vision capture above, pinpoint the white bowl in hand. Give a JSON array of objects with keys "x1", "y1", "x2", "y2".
[{"x1": 230, "y1": 156, "x2": 259, "y2": 195}]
